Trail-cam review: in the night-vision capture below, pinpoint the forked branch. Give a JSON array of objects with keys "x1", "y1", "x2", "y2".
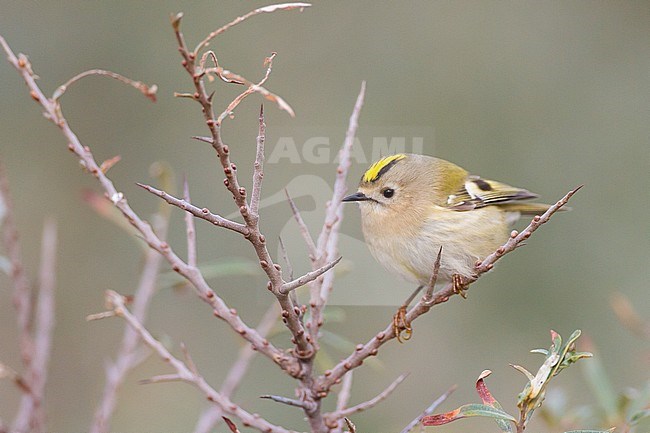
[
  {"x1": 172, "y1": 13, "x2": 316, "y2": 360},
  {"x1": 0, "y1": 34, "x2": 299, "y2": 378}
]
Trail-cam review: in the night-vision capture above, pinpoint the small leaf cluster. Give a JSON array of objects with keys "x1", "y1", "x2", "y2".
[{"x1": 422, "y1": 330, "x2": 602, "y2": 433}]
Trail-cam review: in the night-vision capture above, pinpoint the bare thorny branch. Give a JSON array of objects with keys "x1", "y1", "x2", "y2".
[
  {"x1": 2, "y1": 20, "x2": 300, "y2": 433},
  {"x1": 170, "y1": 11, "x2": 317, "y2": 370},
  {"x1": 0, "y1": 2, "x2": 580, "y2": 432}
]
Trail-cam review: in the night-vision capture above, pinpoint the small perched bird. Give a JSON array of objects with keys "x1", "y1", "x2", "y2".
[{"x1": 343, "y1": 154, "x2": 556, "y2": 340}]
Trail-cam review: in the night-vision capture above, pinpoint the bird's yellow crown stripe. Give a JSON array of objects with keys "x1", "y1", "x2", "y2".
[{"x1": 362, "y1": 154, "x2": 406, "y2": 183}]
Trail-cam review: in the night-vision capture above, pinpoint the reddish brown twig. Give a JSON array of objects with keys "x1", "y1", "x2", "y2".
[
  {"x1": 281, "y1": 257, "x2": 342, "y2": 295},
  {"x1": 52, "y1": 69, "x2": 157, "y2": 102},
  {"x1": 0, "y1": 34, "x2": 299, "y2": 378},
  {"x1": 172, "y1": 15, "x2": 316, "y2": 362},
  {"x1": 136, "y1": 183, "x2": 248, "y2": 235},
  {"x1": 215, "y1": 52, "x2": 295, "y2": 123},
  {"x1": 192, "y1": 3, "x2": 311, "y2": 56},
  {"x1": 250, "y1": 105, "x2": 266, "y2": 217}
]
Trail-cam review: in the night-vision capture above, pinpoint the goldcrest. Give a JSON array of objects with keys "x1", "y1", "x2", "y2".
[{"x1": 343, "y1": 154, "x2": 554, "y2": 286}]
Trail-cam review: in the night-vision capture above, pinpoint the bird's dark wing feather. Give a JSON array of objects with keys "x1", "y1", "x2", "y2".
[{"x1": 446, "y1": 176, "x2": 538, "y2": 211}]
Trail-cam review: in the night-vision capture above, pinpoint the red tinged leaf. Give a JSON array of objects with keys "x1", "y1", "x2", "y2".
[
  {"x1": 422, "y1": 404, "x2": 517, "y2": 426},
  {"x1": 422, "y1": 407, "x2": 462, "y2": 425},
  {"x1": 475, "y1": 370, "x2": 515, "y2": 432},
  {"x1": 476, "y1": 370, "x2": 497, "y2": 405}
]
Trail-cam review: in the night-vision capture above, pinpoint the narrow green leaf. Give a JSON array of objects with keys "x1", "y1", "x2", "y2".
[
  {"x1": 566, "y1": 329, "x2": 582, "y2": 347},
  {"x1": 530, "y1": 348, "x2": 549, "y2": 356},
  {"x1": 561, "y1": 351, "x2": 593, "y2": 368},
  {"x1": 510, "y1": 364, "x2": 535, "y2": 382},
  {"x1": 553, "y1": 329, "x2": 583, "y2": 375},
  {"x1": 552, "y1": 330, "x2": 591, "y2": 379}
]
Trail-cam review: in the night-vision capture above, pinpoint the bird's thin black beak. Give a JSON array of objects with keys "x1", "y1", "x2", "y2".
[{"x1": 342, "y1": 191, "x2": 371, "y2": 202}]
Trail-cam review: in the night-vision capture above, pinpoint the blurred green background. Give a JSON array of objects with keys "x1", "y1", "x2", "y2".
[{"x1": 1, "y1": 2, "x2": 649, "y2": 432}]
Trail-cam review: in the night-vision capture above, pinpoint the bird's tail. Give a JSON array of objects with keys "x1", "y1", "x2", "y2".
[{"x1": 497, "y1": 202, "x2": 570, "y2": 215}]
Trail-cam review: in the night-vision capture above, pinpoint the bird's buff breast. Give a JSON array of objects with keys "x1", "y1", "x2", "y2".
[{"x1": 360, "y1": 206, "x2": 508, "y2": 285}]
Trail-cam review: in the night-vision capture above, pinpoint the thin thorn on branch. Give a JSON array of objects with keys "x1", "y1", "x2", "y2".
[
  {"x1": 139, "y1": 374, "x2": 183, "y2": 385},
  {"x1": 182, "y1": 178, "x2": 198, "y2": 268},
  {"x1": 278, "y1": 237, "x2": 294, "y2": 282},
  {"x1": 192, "y1": 136, "x2": 214, "y2": 145},
  {"x1": 284, "y1": 189, "x2": 318, "y2": 260},
  {"x1": 423, "y1": 246, "x2": 443, "y2": 304},
  {"x1": 280, "y1": 256, "x2": 342, "y2": 295},
  {"x1": 260, "y1": 394, "x2": 317, "y2": 412},
  {"x1": 136, "y1": 183, "x2": 248, "y2": 235}
]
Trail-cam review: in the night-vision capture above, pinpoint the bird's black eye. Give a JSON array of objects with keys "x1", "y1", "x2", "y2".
[{"x1": 381, "y1": 188, "x2": 394, "y2": 198}]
